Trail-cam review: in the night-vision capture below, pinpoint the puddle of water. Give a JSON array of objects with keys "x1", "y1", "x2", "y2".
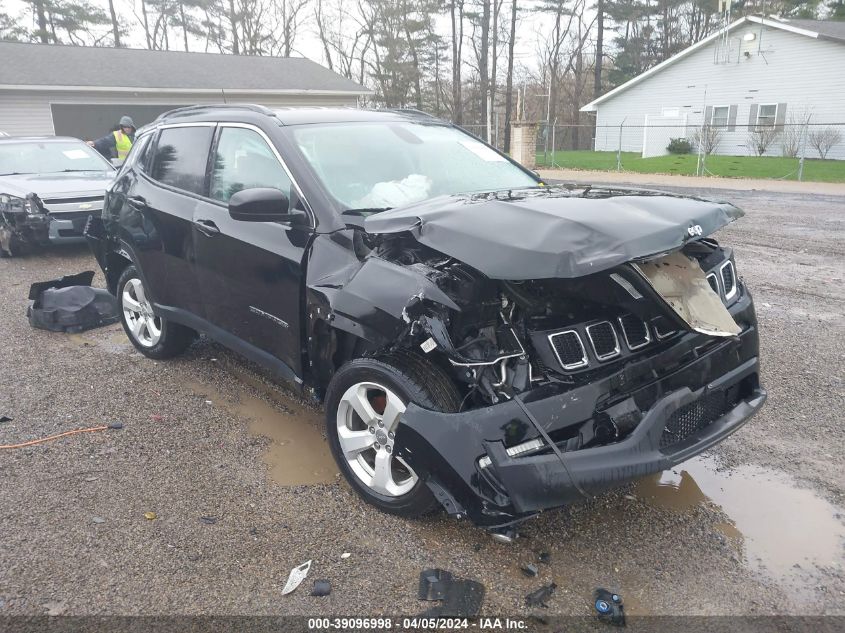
[
  {"x1": 182, "y1": 378, "x2": 338, "y2": 486},
  {"x1": 635, "y1": 456, "x2": 845, "y2": 597}
]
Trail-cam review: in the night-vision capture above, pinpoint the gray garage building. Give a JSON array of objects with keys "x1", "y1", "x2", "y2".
[{"x1": 0, "y1": 42, "x2": 370, "y2": 139}]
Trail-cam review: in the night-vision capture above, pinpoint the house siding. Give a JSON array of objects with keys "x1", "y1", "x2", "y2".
[
  {"x1": 0, "y1": 90, "x2": 359, "y2": 137},
  {"x1": 592, "y1": 24, "x2": 845, "y2": 159}
]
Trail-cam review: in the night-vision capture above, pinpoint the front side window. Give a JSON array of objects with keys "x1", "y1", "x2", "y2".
[
  {"x1": 288, "y1": 121, "x2": 537, "y2": 210},
  {"x1": 0, "y1": 140, "x2": 112, "y2": 176},
  {"x1": 711, "y1": 106, "x2": 730, "y2": 128},
  {"x1": 757, "y1": 104, "x2": 778, "y2": 128},
  {"x1": 150, "y1": 126, "x2": 214, "y2": 195},
  {"x1": 210, "y1": 127, "x2": 292, "y2": 203}
]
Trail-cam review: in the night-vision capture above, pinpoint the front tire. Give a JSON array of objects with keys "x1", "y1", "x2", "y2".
[
  {"x1": 117, "y1": 265, "x2": 195, "y2": 359},
  {"x1": 325, "y1": 350, "x2": 461, "y2": 518}
]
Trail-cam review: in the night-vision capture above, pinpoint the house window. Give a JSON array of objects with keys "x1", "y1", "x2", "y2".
[
  {"x1": 756, "y1": 104, "x2": 778, "y2": 128},
  {"x1": 711, "y1": 105, "x2": 730, "y2": 128}
]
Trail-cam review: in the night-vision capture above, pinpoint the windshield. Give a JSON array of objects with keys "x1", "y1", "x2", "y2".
[
  {"x1": 289, "y1": 121, "x2": 537, "y2": 210},
  {"x1": 0, "y1": 140, "x2": 112, "y2": 176}
]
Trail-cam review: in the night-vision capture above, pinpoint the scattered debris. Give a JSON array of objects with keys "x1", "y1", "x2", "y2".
[
  {"x1": 144, "y1": 512, "x2": 157, "y2": 520},
  {"x1": 340, "y1": 552, "x2": 351, "y2": 559},
  {"x1": 42, "y1": 600, "x2": 67, "y2": 616},
  {"x1": 92, "y1": 517, "x2": 105, "y2": 524},
  {"x1": 0, "y1": 416, "x2": 11, "y2": 423},
  {"x1": 27, "y1": 271, "x2": 119, "y2": 333},
  {"x1": 594, "y1": 588, "x2": 625, "y2": 627},
  {"x1": 418, "y1": 569, "x2": 453, "y2": 601},
  {"x1": 311, "y1": 580, "x2": 331, "y2": 597},
  {"x1": 537, "y1": 552, "x2": 551, "y2": 565},
  {"x1": 521, "y1": 563, "x2": 539, "y2": 577},
  {"x1": 282, "y1": 560, "x2": 312, "y2": 595},
  {"x1": 417, "y1": 569, "x2": 484, "y2": 617},
  {"x1": 199, "y1": 516, "x2": 217, "y2": 525},
  {"x1": 525, "y1": 583, "x2": 557, "y2": 608},
  {"x1": 0, "y1": 423, "x2": 122, "y2": 450}
]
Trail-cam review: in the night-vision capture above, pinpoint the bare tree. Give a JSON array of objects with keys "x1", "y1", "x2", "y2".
[
  {"x1": 692, "y1": 125, "x2": 722, "y2": 155},
  {"x1": 746, "y1": 127, "x2": 780, "y2": 156},
  {"x1": 503, "y1": 0, "x2": 517, "y2": 153},
  {"x1": 808, "y1": 127, "x2": 842, "y2": 159},
  {"x1": 450, "y1": 0, "x2": 465, "y2": 124}
]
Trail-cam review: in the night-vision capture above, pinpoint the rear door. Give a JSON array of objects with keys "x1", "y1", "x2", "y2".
[
  {"x1": 129, "y1": 123, "x2": 214, "y2": 317},
  {"x1": 192, "y1": 123, "x2": 312, "y2": 376}
]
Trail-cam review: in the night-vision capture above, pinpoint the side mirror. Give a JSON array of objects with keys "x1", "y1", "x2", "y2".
[{"x1": 228, "y1": 187, "x2": 307, "y2": 225}]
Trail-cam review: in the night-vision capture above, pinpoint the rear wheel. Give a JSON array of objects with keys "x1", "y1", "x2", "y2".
[
  {"x1": 117, "y1": 265, "x2": 195, "y2": 359},
  {"x1": 325, "y1": 350, "x2": 461, "y2": 518}
]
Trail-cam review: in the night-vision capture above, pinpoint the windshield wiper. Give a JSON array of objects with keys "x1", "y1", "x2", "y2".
[
  {"x1": 342, "y1": 207, "x2": 393, "y2": 215},
  {"x1": 59, "y1": 169, "x2": 101, "y2": 173},
  {"x1": 0, "y1": 171, "x2": 35, "y2": 176}
]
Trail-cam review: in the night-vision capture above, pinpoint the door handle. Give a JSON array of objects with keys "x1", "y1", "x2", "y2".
[
  {"x1": 194, "y1": 218, "x2": 220, "y2": 236},
  {"x1": 127, "y1": 195, "x2": 146, "y2": 209}
]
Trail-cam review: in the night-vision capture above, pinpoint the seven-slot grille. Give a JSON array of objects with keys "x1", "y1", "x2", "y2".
[
  {"x1": 585, "y1": 321, "x2": 620, "y2": 360},
  {"x1": 720, "y1": 261, "x2": 736, "y2": 299},
  {"x1": 548, "y1": 330, "x2": 588, "y2": 369},
  {"x1": 618, "y1": 314, "x2": 651, "y2": 350}
]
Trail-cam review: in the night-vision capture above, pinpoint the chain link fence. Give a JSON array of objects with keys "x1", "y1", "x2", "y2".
[{"x1": 533, "y1": 121, "x2": 845, "y2": 182}]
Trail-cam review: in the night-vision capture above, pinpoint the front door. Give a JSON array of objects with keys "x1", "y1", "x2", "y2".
[{"x1": 192, "y1": 124, "x2": 311, "y2": 377}]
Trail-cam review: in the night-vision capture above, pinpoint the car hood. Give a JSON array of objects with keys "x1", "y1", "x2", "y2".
[
  {"x1": 0, "y1": 172, "x2": 114, "y2": 199},
  {"x1": 363, "y1": 187, "x2": 744, "y2": 279}
]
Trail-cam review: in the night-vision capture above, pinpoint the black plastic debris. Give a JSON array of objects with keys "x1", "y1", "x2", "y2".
[
  {"x1": 199, "y1": 516, "x2": 217, "y2": 525},
  {"x1": 537, "y1": 552, "x2": 551, "y2": 565},
  {"x1": 525, "y1": 583, "x2": 557, "y2": 608},
  {"x1": 311, "y1": 580, "x2": 331, "y2": 597},
  {"x1": 0, "y1": 416, "x2": 11, "y2": 423},
  {"x1": 594, "y1": 588, "x2": 625, "y2": 627},
  {"x1": 418, "y1": 568, "x2": 453, "y2": 601},
  {"x1": 521, "y1": 563, "x2": 539, "y2": 577},
  {"x1": 417, "y1": 569, "x2": 484, "y2": 618},
  {"x1": 27, "y1": 271, "x2": 118, "y2": 333}
]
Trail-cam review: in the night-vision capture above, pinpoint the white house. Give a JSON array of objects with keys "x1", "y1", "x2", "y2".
[
  {"x1": 581, "y1": 16, "x2": 845, "y2": 160},
  {"x1": 0, "y1": 42, "x2": 371, "y2": 140}
]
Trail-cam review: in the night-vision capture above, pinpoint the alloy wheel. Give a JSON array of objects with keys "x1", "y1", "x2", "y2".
[
  {"x1": 122, "y1": 277, "x2": 162, "y2": 348},
  {"x1": 336, "y1": 381, "x2": 417, "y2": 497}
]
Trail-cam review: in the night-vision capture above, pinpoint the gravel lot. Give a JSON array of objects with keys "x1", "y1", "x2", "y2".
[{"x1": 1, "y1": 185, "x2": 843, "y2": 622}]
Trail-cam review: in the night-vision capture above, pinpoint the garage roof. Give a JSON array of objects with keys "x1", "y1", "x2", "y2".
[{"x1": 0, "y1": 42, "x2": 370, "y2": 95}]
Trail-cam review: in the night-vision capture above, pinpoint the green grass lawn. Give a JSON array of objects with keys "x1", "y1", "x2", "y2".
[{"x1": 537, "y1": 150, "x2": 845, "y2": 183}]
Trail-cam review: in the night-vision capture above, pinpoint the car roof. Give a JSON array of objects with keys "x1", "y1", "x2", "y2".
[
  {"x1": 148, "y1": 105, "x2": 447, "y2": 129},
  {"x1": 0, "y1": 136, "x2": 84, "y2": 143}
]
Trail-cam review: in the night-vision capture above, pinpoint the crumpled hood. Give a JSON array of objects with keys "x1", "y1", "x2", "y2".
[
  {"x1": 363, "y1": 187, "x2": 744, "y2": 279},
  {"x1": 0, "y1": 171, "x2": 114, "y2": 199}
]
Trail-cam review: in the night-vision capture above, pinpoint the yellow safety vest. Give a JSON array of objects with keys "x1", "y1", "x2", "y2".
[{"x1": 112, "y1": 130, "x2": 133, "y2": 160}]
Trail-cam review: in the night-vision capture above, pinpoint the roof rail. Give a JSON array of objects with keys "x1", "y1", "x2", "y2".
[
  {"x1": 153, "y1": 103, "x2": 276, "y2": 122},
  {"x1": 386, "y1": 108, "x2": 437, "y2": 119}
]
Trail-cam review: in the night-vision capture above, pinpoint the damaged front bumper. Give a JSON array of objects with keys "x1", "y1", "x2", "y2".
[{"x1": 394, "y1": 290, "x2": 766, "y2": 528}]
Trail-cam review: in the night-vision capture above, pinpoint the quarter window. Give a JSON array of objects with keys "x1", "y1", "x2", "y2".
[
  {"x1": 150, "y1": 126, "x2": 214, "y2": 195},
  {"x1": 210, "y1": 127, "x2": 292, "y2": 204},
  {"x1": 756, "y1": 104, "x2": 778, "y2": 128},
  {"x1": 711, "y1": 105, "x2": 730, "y2": 128}
]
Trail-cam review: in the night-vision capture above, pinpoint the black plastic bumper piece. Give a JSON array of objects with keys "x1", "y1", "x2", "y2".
[{"x1": 394, "y1": 291, "x2": 765, "y2": 527}]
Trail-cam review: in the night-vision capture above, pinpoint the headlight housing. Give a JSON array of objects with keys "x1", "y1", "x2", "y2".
[{"x1": 0, "y1": 194, "x2": 38, "y2": 214}]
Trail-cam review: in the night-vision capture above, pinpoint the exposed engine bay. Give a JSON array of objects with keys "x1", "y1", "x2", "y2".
[{"x1": 362, "y1": 229, "x2": 742, "y2": 419}]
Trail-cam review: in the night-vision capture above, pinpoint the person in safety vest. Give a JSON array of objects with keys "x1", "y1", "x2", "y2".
[{"x1": 89, "y1": 116, "x2": 135, "y2": 163}]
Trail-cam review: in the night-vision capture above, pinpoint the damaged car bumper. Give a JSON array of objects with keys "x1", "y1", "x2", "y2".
[{"x1": 394, "y1": 289, "x2": 765, "y2": 528}]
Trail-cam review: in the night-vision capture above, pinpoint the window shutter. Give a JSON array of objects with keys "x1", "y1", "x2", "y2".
[
  {"x1": 748, "y1": 103, "x2": 758, "y2": 129},
  {"x1": 727, "y1": 105, "x2": 737, "y2": 131},
  {"x1": 704, "y1": 105, "x2": 713, "y2": 127},
  {"x1": 775, "y1": 103, "x2": 787, "y2": 129}
]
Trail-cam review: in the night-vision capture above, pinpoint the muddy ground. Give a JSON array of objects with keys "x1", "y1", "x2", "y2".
[{"x1": 0, "y1": 185, "x2": 843, "y2": 625}]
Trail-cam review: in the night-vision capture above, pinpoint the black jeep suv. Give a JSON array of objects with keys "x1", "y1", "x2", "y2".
[{"x1": 86, "y1": 105, "x2": 766, "y2": 533}]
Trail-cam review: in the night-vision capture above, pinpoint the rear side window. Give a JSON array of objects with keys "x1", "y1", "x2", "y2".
[
  {"x1": 150, "y1": 126, "x2": 213, "y2": 195},
  {"x1": 210, "y1": 127, "x2": 292, "y2": 203}
]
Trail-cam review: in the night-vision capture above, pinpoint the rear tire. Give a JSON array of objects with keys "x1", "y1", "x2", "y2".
[
  {"x1": 117, "y1": 265, "x2": 195, "y2": 359},
  {"x1": 325, "y1": 349, "x2": 461, "y2": 518}
]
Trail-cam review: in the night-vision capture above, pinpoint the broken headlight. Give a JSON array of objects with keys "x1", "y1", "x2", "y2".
[{"x1": 0, "y1": 194, "x2": 37, "y2": 214}]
